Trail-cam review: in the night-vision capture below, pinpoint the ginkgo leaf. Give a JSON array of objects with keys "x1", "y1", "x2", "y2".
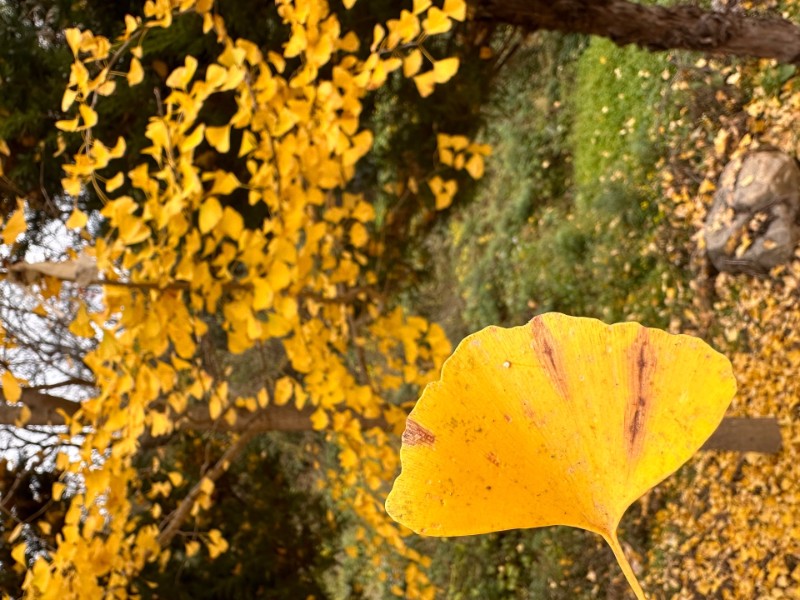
[
  {"x1": 391, "y1": 10, "x2": 420, "y2": 45},
  {"x1": 56, "y1": 118, "x2": 80, "y2": 132},
  {"x1": 310, "y1": 407, "x2": 329, "y2": 430},
  {"x1": 412, "y1": 0, "x2": 432, "y2": 14},
  {"x1": 105, "y1": 172, "x2": 125, "y2": 192},
  {"x1": 422, "y1": 7, "x2": 451, "y2": 35},
  {"x1": 127, "y1": 57, "x2": 144, "y2": 86},
  {"x1": 1, "y1": 370, "x2": 22, "y2": 403},
  {"x1": 338, "y1": 31, "x2": 360, "y2": 53},
  {"x1": 403, "y1": 49, "x2": 423, "y2": 78},
  {"x1": 62, "y1": 176, "x2": 81, "y2": 196},
  {"x1": 185, "y1": 540, "x2": 201, "y2": 558},
  {"x1": 427, "y1": 176, "x2": 457, "y2": 210},
  {"x1": 274, "y1": 377, "x2": 293, "y2": 406},
  {"x1": 370, "y1": 24, "x2": 385, "y2": 53},
  {"x1": 465, "y1": 153, "x2": 484, "y2": 179},
  {"x1": 11, "y1": 542, "x2": 26, "y2": 565},
  {"x1": 165, "y1": 55, "x2": 198, "y2": 89},
  {"x1": 65, "y1": 28, "x2": 82, "y2": 55},
  {"x1": 61, "y1": 88, "x2": 78, "y2": 112},
  {"x1": 2, "y1": 200, "x2": 27, "y2": 245},
  {"x1": 66, "y1": 208, "x2": 88, "y2": 229},
  {"x1": 386, "y1": 313, "x2": 736, "y2": 600},
  {"x1": 413, "y1": 70, "x2": 436, "y2": 98},
  {"x1": 79, "y1": 104, "x2": 98, "y2": 128},
  {"x1": 443, "y1": 0, "x2": 467, "y2": 21},
  {"x1": 349, "y1": 222, "x2": 368, "y2": 247},
  {"x1": 432, "y1": 57, "x2": 459, "y2": 84},
  {"x1": 207, "y1": 529, "x2": 228, "y2": 559},
  {"x1": 199, "y1": 197, "x2": 223, "y2": 233},
  {"x1": 205, "y1": 125, "x2": 230, "y2": 153},
  {"x1": 52, "y1": 482, "x2": 66, "y2": 501}
]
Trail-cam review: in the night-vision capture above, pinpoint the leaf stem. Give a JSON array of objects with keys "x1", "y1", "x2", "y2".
[{"x1": 604, "y1": 531, "x2": 647, "y2": 600}]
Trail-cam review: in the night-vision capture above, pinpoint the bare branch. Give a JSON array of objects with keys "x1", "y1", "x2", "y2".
[{"x1": 157, "y1": 427, "x2": 259, "y2": 547}]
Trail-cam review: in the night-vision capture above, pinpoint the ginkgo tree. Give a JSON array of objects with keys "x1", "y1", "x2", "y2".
[
  {"x1": 0, "y1": 0, "x2": 480, "y2": 597},
  {"x1": 2, "y1": 0, "x2": 798, "y2": 598}
]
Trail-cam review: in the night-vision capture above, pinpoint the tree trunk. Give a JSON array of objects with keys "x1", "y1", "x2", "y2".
[{"x1": 476, "y1": 0, "x2": 800, "y2": 64}]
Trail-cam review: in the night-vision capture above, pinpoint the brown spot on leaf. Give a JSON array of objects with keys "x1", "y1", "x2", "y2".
[
  {"x1": 624, "y1": 328, "x2": 656, "y2": 458},
  {"x1": 521, "y1": 399, "x2": 536, "y2": 421},
  {"x1": 530, "y1": 316, "x2": 569, "y2": 398},
  {"x1": 504, "y1": 414, "x2": 512, "y2": 423},
  {"x1": 402, "y1": 418, "x2": 435, "y2": 447},
  {"x1": 486, "y1": 452, "x2": 500, "y2": 467}
]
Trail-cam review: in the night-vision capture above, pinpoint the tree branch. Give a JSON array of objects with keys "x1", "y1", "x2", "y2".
[
  {"x1": 0, "y1": 386, "x2": 782, "y2": 453},
  {"x1": 0, "y1": 388, "x2": 80, "y2": 425},
  {"x1": 2, "y1": 259, "x2": 376, "y2": 305},
  {"x1": 0, "y1": 388, "x2": 388, "y2": 433},
  {"x1": 156, "y1": 428, "x2": 259, "y2": 547},
  {"x1": 476, "y1": 0, "x2": 800, "y2": 64}
]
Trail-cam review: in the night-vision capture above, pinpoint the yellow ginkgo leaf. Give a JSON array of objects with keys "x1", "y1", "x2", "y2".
[
  {"x1": 413, "y1": 0, "x2": 432, "y2": 14},
  {"x1": 370, "y1": 24, "x2": 385, "y2": 53},
  {"x1": 165, "y1": 55, "x2": 198, "y2": 89},
  {"x1": 403, "y1": 49, "x2": 423, "y2": 78},
  {"x1": 273, "y1": 377, "x2": 293, "y2": 406},
  {"x1": 127, "y1": 57, "x2": 144, "y2": 86},
  {"x1": 391, "y1": 10, "x2": 420, "y2": 45},
  {"x1": 349, "y1": 222, "x2": 368, "y2": 247},
  {"x1": 386, "y1": 313, "x2": 736, "y2": 600},
  {"x1": 65, "y1": 28, "x2": 82, "y2": 55},
  {"x1": 205, "y1": 125, "x2": 231, "y2": 153},
  {"x1": 2, "y1": 200, "x2": 27, "y2": 245},
  {"x1": 432, "y1": 57, "x2": 459, "y2": 84},
  {"x1": 185, "y1": 540, "x2": 201, "y2": 558},
  {"x1": 206, "y1": 529, "x2": 228, "y2": 559},
  {"x1": 55, "y1": 117, "x2": 80, "y2": 132},
  {"x1": 310, "y1": 407, "x2": 329, "y2": 430},
  {"x1": 427, "y1": 176, "x2": 457, "y2": 210},
  {"x1": 79, "y1": 104, "x2": 98, "y2": 128},
  {"x1": 66, "y1": 208, "x2": 88, "y2": 229},
  {"x1": 443, "y1": 0, "x2": 467, "y2": 21},
  {"x1": 1, "y1": 370, "x2": 22, "y2": 404},
  {"x1": 464, "y1": 153, "x2": 484, "y2": 179},
  {"x1": 61, "y1": 89, "x2": 78, "y2": 112},
  {"x1": 413, "y1": 70, "x2": 436, "y2": 98},
  {"x1": 199, "y1": 197, "x2": 223, "y2": 233},
  {"x1": 105, "y1": 172, "x2": 125, "y2": 193},
  {"x1": 11, "y1": 542, "x2": 26, "y2": 566},
  {"x1": 422, "y1": 7, "x2": 451, "y2": 35}
]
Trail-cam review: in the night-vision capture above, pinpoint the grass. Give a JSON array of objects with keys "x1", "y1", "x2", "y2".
[{"x1": 448, "y1": 36, "x2": 681, "y2": 332}]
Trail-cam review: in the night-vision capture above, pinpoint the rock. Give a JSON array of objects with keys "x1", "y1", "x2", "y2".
[{"x1": 704, "y1": 151, "x2": 800, "y2": 274}]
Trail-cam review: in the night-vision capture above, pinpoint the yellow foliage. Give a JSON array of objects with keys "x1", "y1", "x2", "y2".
[
  {"x1": 5, "y1": 0, "x2": 480, "y2": 597},
  {"x1": 427, "y1": 175, "x2": 457, "y2": 210}
]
